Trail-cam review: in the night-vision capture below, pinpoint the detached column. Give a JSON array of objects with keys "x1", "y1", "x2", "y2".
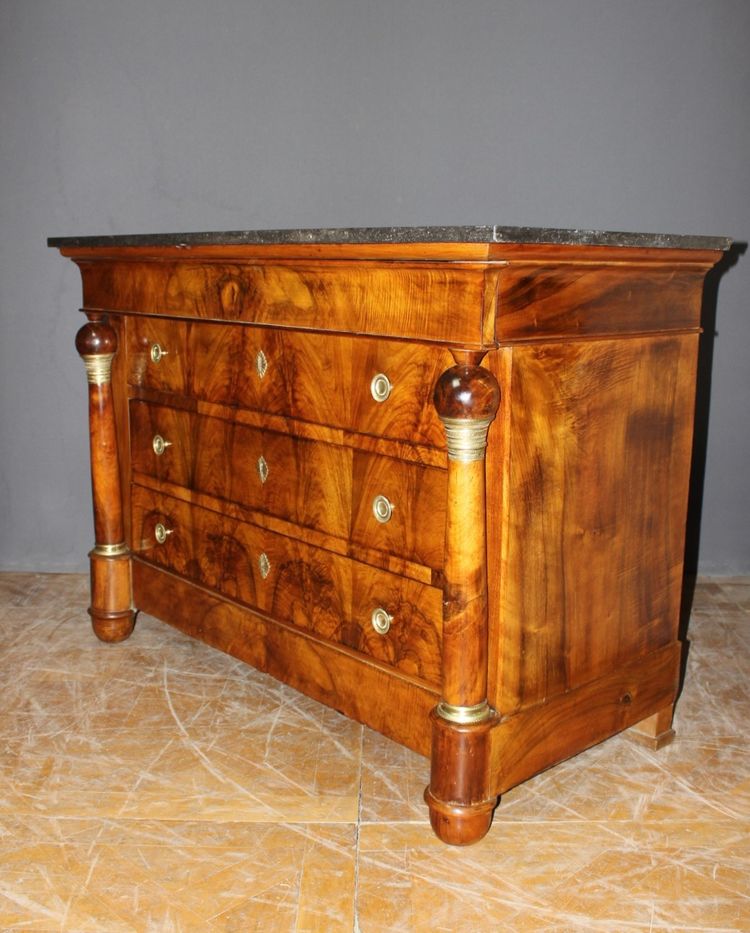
[
  {"x1": 76, "y1": 319, "x2": 134, "y2": 642},
  {"x1": 425, "y1": 359, "x2": 500, "y2": 845}
]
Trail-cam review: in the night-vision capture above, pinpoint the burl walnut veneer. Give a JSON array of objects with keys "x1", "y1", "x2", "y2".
[{"x1": 50, "y1": 225, "x2": 730, "y2": 845}]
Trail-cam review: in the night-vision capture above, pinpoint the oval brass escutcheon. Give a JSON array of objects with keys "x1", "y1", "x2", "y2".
[
  {"x1": 152, "y1": 434, "x2": 172, "y2": 456},
  {"x1": 372, "y1": 494, "x2": 394, "y2": 524},
  {"x1": 154, "y1": 522, "x2": 172, "y2": 545},
  {"x1": 150, "y1": 343, "x2": 167, "y2": 364},
  {"x1": 258, "y1": 552, "x2": 271, "y2": 579},
  {"x1": 257, "y1": 455, "x2": 269, "y2": 485},
  {"x1": 255, "y1": 349, "x2": 268, "y2": 380},
  {"x1": 371, "y1": 607, "x2": 393, "y2": 635},
  {"x1": 370, "y1": 372, "x2": 392, "y2": 403}
]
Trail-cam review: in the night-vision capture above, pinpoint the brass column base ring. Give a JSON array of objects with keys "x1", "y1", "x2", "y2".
[{"x1": 437, "y1": 700, "x2": 492, "y2": 724}]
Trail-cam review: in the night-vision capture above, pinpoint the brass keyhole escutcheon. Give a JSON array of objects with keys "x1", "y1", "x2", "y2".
[
  {"x1": 370, "y1": 373, "x2": 392, "y2": 403},
  {"x1": 154, "y1": 522, "x2": 173, "y2": 545},
  {"x1": 152, "y1": 435, "x2": 172, "y2": 456},
  {"x1": 371, "y1": 607, "x2": 393, "y2": 635},
  {"x1": 150, "y1": 343, "x2": 167, "y2": 364},
  {"x1": 258, "y1": 552, "x2": 271, "y2": 579},
  {"x1": 372, "y1": 495, "x2": 394, "y2": 524}
]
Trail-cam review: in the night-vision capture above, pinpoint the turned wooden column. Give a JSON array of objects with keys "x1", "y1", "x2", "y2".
[
  {"x1": 76, "y1": 319, "x2": 134, "y2": 642},
  {"x1": 425, "y1": 358, "x2": 501, "y2": 845}
]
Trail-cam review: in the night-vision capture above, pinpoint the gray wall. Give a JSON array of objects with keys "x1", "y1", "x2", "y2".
[{"x1": 1, "y1": 0, "x2": 748, "y2": 575}]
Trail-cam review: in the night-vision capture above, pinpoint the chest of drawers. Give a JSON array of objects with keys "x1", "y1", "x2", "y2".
[{"x1": 49, "y1": 225, "x2": 729, "y2": 844}]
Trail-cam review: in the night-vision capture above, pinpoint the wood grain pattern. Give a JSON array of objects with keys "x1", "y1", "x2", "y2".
[
  {"x1": 75, "y1": 319, "x2": 134, "y2": 642},
  {"x1": 489, "y1": 641, "x2": 682, "y2": 793},
  {"x1": 131, "y1": 485, "x2": 443, "y2": 686},
  {"x1": 496, "y1": 262, "x2": 706, "y2": 342},
  {"x1": 491, "y1": 334, "x2": 699, "y2": 715},
  {"x1": 132, "y1": 558, "x2": 437, "y2": 756},
  {"x1": 126, "y1": 317, "x2": 453, "y2": 447},
  {"x1": 130, "y1": 400, "x2": 447, "y2": 568},
  {"x1": 425, "y1": 363, "x2": 500, "y2": 843},
  {"x1": 350, "y1": 449, "x2": 446, "y2": 570},
  {"x1": 53, "y1": 233, "x2": 726, "y2": 846},
  {"x1": 433, "y1": 364, "x2": 500, "y2": 710},
  {"x1": 78, "y1": 259, "x2": 491, "y2": 345},
  {"x1": 129, "y1": 400, "x2": 352, "y2": 539}
]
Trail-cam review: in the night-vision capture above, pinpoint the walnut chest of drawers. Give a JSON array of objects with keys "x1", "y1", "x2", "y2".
[{"x1": 49, "y1": 225, "x2": 730, "y2": 844}]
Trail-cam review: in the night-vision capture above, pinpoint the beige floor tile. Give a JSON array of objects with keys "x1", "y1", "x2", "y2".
[
  {"x1": 0, "y1": 573, "x2": 748, "y2": 931},
  {"x1": 356, "y1": 820, "x2": 750, "y2": 932},
  {"x1": 358, "y1": 729, "x2": 429, "y2": 824}
]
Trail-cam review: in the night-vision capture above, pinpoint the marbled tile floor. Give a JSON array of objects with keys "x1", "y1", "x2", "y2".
[{"x1": 0, "y1": 574, "x2": 748, "y2": 931}]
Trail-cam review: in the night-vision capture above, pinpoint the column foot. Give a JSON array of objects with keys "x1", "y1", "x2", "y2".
[
  {"x1": 424, "y1": 707, "x2": 499, "y2": 845},
  {"x1": 88, "y1": 549, "x2": 134, "y2": 643},
  {"x1": 90, "y1": 608, "x2": 135, "y2": 643},
  {"x1": 424, "y1": 788, "x2": 497, "y2": 846}
]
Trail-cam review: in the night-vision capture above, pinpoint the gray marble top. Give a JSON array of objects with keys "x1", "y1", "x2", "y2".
[{"x1": 47, "y1": 225, "x2": 731, "y2": 251}]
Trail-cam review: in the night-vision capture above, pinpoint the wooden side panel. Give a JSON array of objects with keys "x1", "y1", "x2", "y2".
[
  {"x1": 132, "y1": 560, "x2": 436, "y2": 756},
  {"x1": 491, "y1": 334, "x2": 699, "y2": 714},
  {"x1": 497, "y1": 263, "x2": 706, "y2": 341},
  {"x1": 79, "y1": 260, "x2": 489, "y2": 345},
  {"x1": 490, "y1": 641, "x2": 682, "y2": 794}
]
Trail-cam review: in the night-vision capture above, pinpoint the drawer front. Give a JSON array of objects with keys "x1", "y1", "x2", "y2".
[
  {"x1": 130, "y1": 400, "x2": 447, "y2": 570},
  {"x1": 350, "y1": 449, "x2": 446, "y2": 570},
  {"x1": 82, "y1": 259, "x2": 488, "y2": 345},
  {"x1": 132, "y1": 486, "x2": 443, "y2": 685},
  {"x1": 129, "y1": 400, "x2": 351, "y2": 539},
  {"x1": 126, "y1": 317, "x2": 451, "y2": 447}
]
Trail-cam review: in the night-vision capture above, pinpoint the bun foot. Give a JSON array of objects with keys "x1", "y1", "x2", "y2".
[
  {"x1": 90, "y1": 608, "x2": 135, "y2": 643},
  {"x1": 424, "y1": 787, "x2": 497, "y2": 846}
]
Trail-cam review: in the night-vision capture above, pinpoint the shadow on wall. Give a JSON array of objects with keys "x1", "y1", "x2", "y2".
[{"x1": 680, "y1": 240, "x2": 746, "y2": 640}]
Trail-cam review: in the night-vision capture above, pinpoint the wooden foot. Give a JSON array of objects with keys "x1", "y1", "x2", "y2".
[
  {"x1": 424, "y1": 788, "x2": 496, "y2": 846},
  {"x1": 424, "y1": 708, "x2": 498, "y2": 846},
  {"x1": 90, "y1": 608, "x2": 135, "y2": 642},
  {"x1": 89, "y1": 550, "x2": 134, "y2": 642},
  {"x1": 628, "y1": 704, "x2": 676, "y2": 749}
]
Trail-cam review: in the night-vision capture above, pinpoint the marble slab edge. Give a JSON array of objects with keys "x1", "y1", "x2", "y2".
[{"x1": 47, "y1": 225, "x2": 732, "y2": 251}]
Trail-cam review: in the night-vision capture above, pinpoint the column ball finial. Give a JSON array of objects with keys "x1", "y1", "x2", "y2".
[
  {"x1": 75, "y1": 321, "x2": 117, "y2": 358},
  {"x1": 433, "y1": 364, "x2": 500, "y2": 423}
]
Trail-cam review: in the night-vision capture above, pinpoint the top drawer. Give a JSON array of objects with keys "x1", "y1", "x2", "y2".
[
  {"x1": 80, "y1": 259, "x2": 491, "y2": 346},
  {"x1": 127, "y1": 317, "x2": 452, "y2": 447}
]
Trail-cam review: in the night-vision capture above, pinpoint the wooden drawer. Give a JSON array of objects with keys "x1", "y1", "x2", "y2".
[
  {"x1": 130, "y1": 399, "x2": 350, "y2": 539},
  {"x1": 131, "y1": 485, "x2": 443, "y2": 685},
  {"x1": 130, "y1": 400, "x2": 447, "y2": 569},
  {"x1": 81, "y1": 259, "x2": 489, "y2": 345},
  {"x1": 126, "y1": 316, "x2": 451, "y2": 447}
]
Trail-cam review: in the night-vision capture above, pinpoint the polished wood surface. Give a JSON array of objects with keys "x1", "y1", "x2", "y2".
[
  {"x1": 490, "y1": 334, "x2": 699, "y2": 715},
  {"x1": 126, "y1": 317, "x2": 453, "y2": 447},
  {"x1": 497, "y1": 261, "x2": 707, "y2": 340},
  {"x1": 132, "y1": 559, "x2": 437, "y2": 756},
  {"x1": 131, "y1": 484, "x2": 443, "y2": 686},
  {"x1": 75, "y1": 320, "x2": 134, "y2": 642},
  {"x1": 129, "y1": 399, "x2": 447, "y2": 568},
  {"x1": 56, "y1": 232, "x2": 725, "y2": 844},
  {"x1": 79, "y1": 258, "x2": 492, "y2": 345}
]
